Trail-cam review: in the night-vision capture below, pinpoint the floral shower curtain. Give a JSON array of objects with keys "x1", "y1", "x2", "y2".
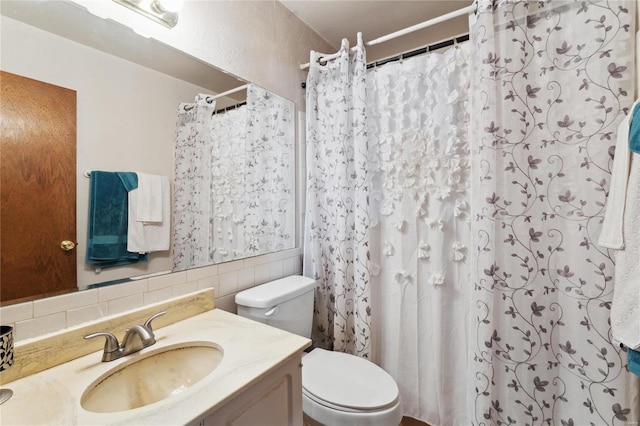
[
  {"x1": 469, "y1": 0, "x2": 638, "y2": 423},
  {"x1": 303, "y1": 34, "x2": 372, "y2": 357},
  {"x1": 173, "y1": 94, "x2": 216, "y2": 270},
  {"x1": 367, "y1": 45, "x2": 472, "y2": 424}
]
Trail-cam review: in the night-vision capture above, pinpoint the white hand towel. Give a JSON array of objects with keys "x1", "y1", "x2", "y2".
[
  {"x1": 136, "y1": 173, "x2": 164, "y2": 223},
  {"x1": 127, "y1": 176, "x2": 171, "y2": 253}
]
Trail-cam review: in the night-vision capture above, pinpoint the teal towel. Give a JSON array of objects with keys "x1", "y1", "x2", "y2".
[
  {"x1": 629, "y1": 348, "x2": 640, "y2": 377},
  {"x1": 86, "y1": 171, "x2": 147, "y2": 268},
  {"x1": 628, "y1": 103, "x2": 640, "y2": 153}
]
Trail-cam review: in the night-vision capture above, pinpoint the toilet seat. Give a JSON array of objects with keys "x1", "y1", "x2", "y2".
[
  {"x1": 302, "y1": 348, "x2": 402, "y2": 425},
  {"x1": 302, "y1": 348, "x2": 399, "y2": 411}
]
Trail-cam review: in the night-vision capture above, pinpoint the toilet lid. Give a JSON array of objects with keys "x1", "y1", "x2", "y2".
[{"x1": 302, "y1": 348, "x2": 399, "y2": 411}]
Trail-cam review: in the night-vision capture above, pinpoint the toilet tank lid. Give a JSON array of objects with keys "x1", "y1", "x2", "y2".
[{"x1": 235, "y1": 275, "x2": 316, "y2": 308}]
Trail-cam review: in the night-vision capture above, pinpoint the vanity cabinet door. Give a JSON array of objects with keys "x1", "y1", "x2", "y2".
[{"x1": 201, "y1": 354, "x2": 303, "y2": 426}]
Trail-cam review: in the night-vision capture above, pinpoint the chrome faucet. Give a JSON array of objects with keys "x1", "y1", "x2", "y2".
[{"x1": 84, "y1": 311, "x2": 166, "y2": 362}]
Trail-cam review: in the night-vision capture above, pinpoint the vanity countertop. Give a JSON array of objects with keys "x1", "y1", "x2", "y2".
[{"x1": 0, "y1": 308, "x2": 311, "y2": 425}]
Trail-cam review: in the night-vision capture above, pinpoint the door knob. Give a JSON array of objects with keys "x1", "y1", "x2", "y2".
[{"x1": 60, "y1": 240, "x2": 76, "y2": 251}]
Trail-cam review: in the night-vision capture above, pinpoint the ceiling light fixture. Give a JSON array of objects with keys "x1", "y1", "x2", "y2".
[{"x1": 112, "y1": 0, "x2": 184, "y2": 28}]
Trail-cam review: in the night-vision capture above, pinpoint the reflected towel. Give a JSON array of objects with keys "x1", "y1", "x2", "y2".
[
  {"x1": 136, "y1": 173, "x2": 164, "y2": 223},
  {"x1": 86, "y1": 171, "x2": 147, "y2": 267},
  {"x1": 127, "y1": 175, "x2": 171, "y2": 253},
  {"x1": 628, "y1": 103, "x2": 640, "y2": 153},
  {"x1": 628, "y1": 348, "x2": 640, "y2": 377}
]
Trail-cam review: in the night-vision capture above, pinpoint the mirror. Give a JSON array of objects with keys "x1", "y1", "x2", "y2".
[{"x1": 0, "y1": 1, "x2": 296, "y2": 304}]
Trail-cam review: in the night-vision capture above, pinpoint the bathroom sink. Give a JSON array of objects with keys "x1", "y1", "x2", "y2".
[{"x1": 81, "y1": 342, "x2": 223, "y2": 413}]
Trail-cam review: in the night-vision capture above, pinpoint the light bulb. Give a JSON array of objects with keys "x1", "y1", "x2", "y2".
[{"x1": 156, "y1": 0, "x2": 184, "y2": 13}]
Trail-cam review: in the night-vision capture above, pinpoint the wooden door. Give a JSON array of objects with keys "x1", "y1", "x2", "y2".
[{"x1": 1, "y1": 71, "x2": 77, "y2": 303}]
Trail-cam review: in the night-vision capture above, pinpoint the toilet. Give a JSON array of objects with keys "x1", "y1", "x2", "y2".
[{"x1": 235, "y1": 275, "x2": 402, "y2": 426}]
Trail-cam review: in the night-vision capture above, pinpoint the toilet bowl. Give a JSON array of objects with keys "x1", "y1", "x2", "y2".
[
  {"x1": 302, "y1": 348, "x2": 401, "y2": 426},
  {"x1": 235, "y1": 275, "x2": 402, "y2": 426}
]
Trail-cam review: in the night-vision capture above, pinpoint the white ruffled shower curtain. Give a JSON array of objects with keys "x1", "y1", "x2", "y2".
[
  {"x1": 469, "y1": 0, "x2": 639, "y2": 423},
  {"x1": 368, "y1": 45, "x2": 472, "y2": 424}
]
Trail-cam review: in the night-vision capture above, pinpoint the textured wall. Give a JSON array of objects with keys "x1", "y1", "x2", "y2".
[{"x1": 72, "y1": 0, "x2": 333, "y2": 110}]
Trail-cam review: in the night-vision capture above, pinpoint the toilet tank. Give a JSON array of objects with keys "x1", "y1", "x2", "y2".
[{"x1": 235, "y1": 275, "x2": 316, "y2": 338}]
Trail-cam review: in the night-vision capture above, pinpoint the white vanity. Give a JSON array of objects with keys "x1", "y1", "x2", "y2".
[{"x1": 0, "y1": 294, "x2": 310, "y2": 425}]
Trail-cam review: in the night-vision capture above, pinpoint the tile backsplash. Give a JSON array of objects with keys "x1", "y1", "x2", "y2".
[{"x1": 0, "y1": 248, "x2": 303, "y2": 342}]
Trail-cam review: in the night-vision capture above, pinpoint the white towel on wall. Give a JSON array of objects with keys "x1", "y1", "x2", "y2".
[
  {"x1": 127, "y1": 175, "x2": 171, "y2": 253},
  {"x1": 136, "y1": 173, "x2": 164, "y2": 223},
  {"x1": 598, "y1": 100, "x2": 640, "y2": 349}
]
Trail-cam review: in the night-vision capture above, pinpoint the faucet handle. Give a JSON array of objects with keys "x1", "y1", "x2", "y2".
[
  {"x1": 143, "y1": 310, "x2": 166, "y2": 333},
  {"x1": 84, "y1": 332, "x2": 120, "y2": 353}
]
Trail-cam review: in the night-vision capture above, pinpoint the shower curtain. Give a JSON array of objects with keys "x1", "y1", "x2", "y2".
[
  {"x1": 469, "y1": 0, "x2": 638, "y2": 424},
  {"x1": 367, "y1": 45, "x2": 471, "y2": 424},
  {"x1": 303, "y1": 35, "x2": 372, "y2": 357},
  {"x1": 304, "y1": 32, "x2": 472, "y2": 421}
]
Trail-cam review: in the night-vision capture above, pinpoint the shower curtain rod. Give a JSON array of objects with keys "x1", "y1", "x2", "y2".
[
  {"x1": 366, "y1": 33, "x2": 469, "y2": 69},
  {"x1": 299, "y1": 2, "x2": 476, "y2": 70},
  {"x1": 210, "y1": 84, "x2": 248, "y2": 100},
  {"x1": 214, "y1": 101, "x2": 247, "y2": 114}
]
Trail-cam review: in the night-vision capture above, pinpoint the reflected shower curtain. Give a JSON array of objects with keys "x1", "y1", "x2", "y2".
[
  {"x1": 244, "y1": 85, "x2": 296, "y2": 256},
  {"x1": 173, "y1": 94, "x2": 216, "y2": 270},
  {"x1": 173, "y1": 95, "x2": 248, "y2": 268},
  {"x1": 469, "y1": 0, "x2": 638, "y2": 423},
  {"x1": 209, "y1": 105, "x2": 248, "y2": 263},
  {"x1": 303, "y1": 35, "x2": 372, "y2": 357},
  {"x1": 173, "y1": 85, "x2": 295, "y2": 270},
  {"x1": 368, "y1": 45, "x2": 471, "y2": 424}
]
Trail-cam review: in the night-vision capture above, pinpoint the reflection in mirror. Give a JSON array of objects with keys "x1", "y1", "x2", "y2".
[
  {"x1": 0, "y1": 1, "x2": 297, "y2": 306},
  {"x1": 173, "y1": 85, "x2": 295, "y2": 270}
]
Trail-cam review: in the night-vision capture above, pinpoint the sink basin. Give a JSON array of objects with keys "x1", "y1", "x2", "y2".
[{"x1": 81, "y1": 342, "x2": 223, "y2": 413}]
